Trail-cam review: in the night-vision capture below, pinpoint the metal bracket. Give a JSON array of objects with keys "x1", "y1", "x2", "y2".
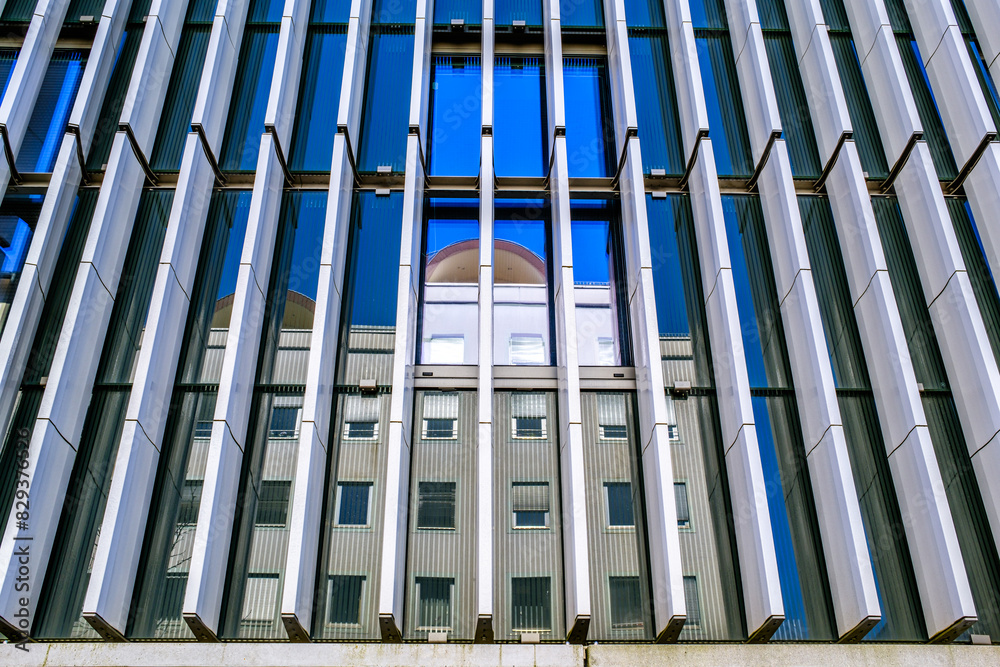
[
  {"x1": 118, "y1": 122, "x2": 159, "y2": 185},
  {"x1": 879, "y1": 132, "x2": 922, "y2": 194},
  {"x1": 746, "y1": 130, "x2": 782, "y2": 192},
  {"x1": 678, "y1": 128, "x2": 710, "y2": 191},
  {"x1": 0, "y1": 124, "x2": 22, "y2": 185},
  {"x1": 812, "y1": 131, "x2": 852, "y2": 193},
  {"x1": 945, "y1": 132, "x2": 997, "y2": 195},
  {"x1": 192, "y1": 123, "x2": 228, "y2": 186}
]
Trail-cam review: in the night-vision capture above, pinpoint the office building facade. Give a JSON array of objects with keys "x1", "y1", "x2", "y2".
[{"x1": 1, "y1": 0, "x2": 1000, "y2": 664}]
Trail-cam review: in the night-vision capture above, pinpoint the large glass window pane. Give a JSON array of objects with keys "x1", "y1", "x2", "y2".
[
  {"x1": 433, "y1": 0, "x2": 481, "y2": 25},
  {"x1": 799, "y1": 195, "x2": 927, "y2": 641},
  {"x1": 695, "y1": 33, "x2": 753, "y2": 177},
  {"x1": 723, "y1": 194, "x2": 836, "y2": 640},
  {"x1": 495, "y1": 0, "x2": 541, "y2": 26},
  {"x1": 357, "y1": 27, "x2": 414, "y2": 173},
  {"x1": 428, "y1": 56, "x2": 481, "y2": 176},
  {"x1": 17, "y1": 50, "x2": 88, "y2": 173},
  {"x1": 288, "y1": 27, "x2": 347, "y2": 172},
  {"x1": 571, "y1": 200, "x2": 631, "y2": 366},
  {"x1": 418, "y1": 198, "x2": 479, "y2": 365},
  {"x1": 220, "y1": 192, "x2": 325, "y2": 638},
  {"x1": 827, "y1": 34, "x2": 890, "y2": 179},
  {"x1": 494, "y1": 392, "x2": 564, "y2": 640},
  {"x1": 896, "y1": 37, "x2": 958, "y2": 180},
  {"x1": 563, "y1": 57, "x2": 615, "y2": 178},
  {"x1": 560, "y1": 0, "x2": 603, "y2": 28},
  {"x1": 312, "y1": 0, "x2": 351, "y2": 23},
  {"x1": 0, "y1": 191, "x2": 96, "y2": 541},
  {"x1": 0, "y1": 48, "x2": 17, "y2": 102},
  {"x1": 127, "y1": 191, "x2": 250, "y2": 639},
  {"x1": 33, "y1": 190, "x2": 173, "y2": 638},
  {"x1": 646, "y1": 194, "x2": 746, "y2": 640},
  {"x1": 335, "y1": 192, "x2": 402, "y2": 385},
  {"x1": 219, "y1": 4, "x2": 281, "y2": 171},
  {"x1": 150, "y1": 3, "x2": 216, "y2": 171},
  {"x1": 0, "y1": 194, "x2": 41, "y2": 335},
  {"x1": 493, "y1": 199, "x2": 554, "y2": 365},
  {"x1": 65, "y1": 0, "x2": 107, "y2": 22},
  {"x1": 405, "y1": 391, "x2": 477, "y2": 640},
  {"x1": 372, "y1": 0, "x2": 416, "y2": 23},
  {"x1": 627, "y1": 29, "x2": 684, "y2": 175},
  {"x1": 87, "y1": 24, "x2": 143, "y2": 171},
  {"x1": 494, "y1": 57, "x2": 547, "y2": 177},
  {"x1": 581, "y1": 392, "x2": 653, "y2": 640},
  {"x1": 0, "y1": 0, "x2": 37, "y2": 22}
]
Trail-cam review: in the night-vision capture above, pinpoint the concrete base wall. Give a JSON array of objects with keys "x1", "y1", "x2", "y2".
[{"x1": 2, "y1": 642, "x2": 999, "y2": 666}]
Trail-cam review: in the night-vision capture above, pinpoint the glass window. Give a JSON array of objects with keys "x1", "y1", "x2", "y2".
[
  {"x1": 336, "y1": 193, "x2": 403, "y2": 385},
  {"x1": 511, "y1": 395, "x2": 546, "y2": 438},
  {"x1": 150, "y1": 6, "x2": 214, "y2": 171},
  {"x1": 428, "y1": 56, "x2": 482, "y2": 176},
  {"x1": 288, "y1": 27, "x2": 347, "y2": 172},
  {"x1": 17, "y1": 50, "x2": 88, "y2": 173},
  {"x1": 0, "y1": 0, "x2": 38, "y2": 22},
  {"x1": 674, "y1": 482, "x2": 690, "y2": 529},
  {"x1": 87, "y1": 24, "x2": 143, "y2": 171},
  {"x1": 417, "y1": 481, "x2": 456, "y2": 529},
  {"x1": 177, "y1": 479, "x2": 203, "y2": 525},
  {"x1": 372, "y1": 0, "x2": 416, "y2": 23},
  {"x1": 609, "y1": 576, "x2": 643, "y2": 629},
  {"x1": 268, "y1": 406, "x2": 299, "y2": 438},
  {"x1": 423, "y1": 418, "x2": 457, "y2": 439},
  {"x1": 560, "y1": 0, "x2": 603, "y2": 28},
  {"x1": 255, "y1": 480, "x2": 291, "y2": 526},
  {"x1": 344, "y1": 421, "x2": 377, "y2": 439},
  {"x1": 695, "y1": 21, "x2": 753, "y2": 177},
  {"x1": 335, "y1": 482, "x2": 372, "y2": 526},
  {"x1": 495, "y1": 0, "x2": 541, "y2": 26},
  {"x1": 896, "y1": 37, "x2": 958, "y2": 179},
  {"x1": 563, "y1": 57, "x2": 615, "y2": 178},
  {"x1": 627, "y1": 29, "x2": 684, "y2": 175},
  {"x1": 219, "y1": 7, "x2": 281, "y2": 171},
  {"x1": 357, "y1": 27, "x2": 414, "y2": 173},
  {"x1": 604, "y1": 482, "x2": 634, "y2": 527},
  {"x1": 433, "y1": 0, "x2": 482, "y2": 25},
  {"x1": 0, "y1": 194, "x2": 42, "y2": 336},
  {"x1": 511, "y1": 577, "x2": 551, "y2": 631},
  {"x1": 241, "y1": 573, "x2": 281, "y2": 623},
  {"x1": 494, "y1": 57, "x2": 547, "y2": 177},
  {"x1": 416, "y1": 577, "x2": 453, "y2": 629},
  {"x1": 683, "y1": 576, "x2": 702, "y2": 627},
  {"x1": 512, "y1": 481, "x2": 549, "y2": 528},
  {"x1": 327, "y1": 575, "x2": 365, "y2": 625},
  {"x1": 494, "y1": 199, "x2": 554, "y2": 365},
  {"x1": 418, "y1": 199, "x2": 479, "y2": 365},
  {"x1": 312, "y1": 0, "x2": 351, "y2": 22},
  {"x1": 966, "y1": 38, "x2": 1000, "y2": 132},
  {"x1": 0, "y1": 48, "x2": 17, "y2": 101},
  {"x1": 571, "y1": 201, "x2": 631, "y2": 366},
  {"x1": 827, "y1": 31, "x2": 889, "y2": 179}
]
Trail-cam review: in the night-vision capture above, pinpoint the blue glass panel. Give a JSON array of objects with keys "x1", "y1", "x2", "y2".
[
  {"x1": 696, "y1": 36, "x2": 753, "y2": 177},
  {"x1": 688, "y1": 0, "x2": 727, "y2": 29},
  {"x1": 623, "y1": 0, "x2": 664, "y2": 28},
  {"x1": 0, "y1": 195, "x2": 42, "y2": 336},
  {"x1": 186, "y1": 0, "x2": 218, "y2": 22},
  {"x1": 434, "y1": 0, "x2": 482, "y2": 25},
  {"x1": 429, "y1": 56, "x2": 481, "y2": 176},
  {"x1": 628, "y1": 32, "x2": 684, "y2": 175},
  {"x1": 494, "y1": 57, "x2": 547, "y2": 177},
  {"x1": 342, "y1": 193, "x2": 403, "y2": 329},
  {"x1": 572, "y1": 219, "x2": 611, "y2": 285},
  {"x1": 248, "y1": 0, "x2": 283, "y2": 22},
  {"x1": 560, "y1": 0, "x2": 603, "y2": 28},
  {"x1": 372, "y1": 0, "x2": 416, "y2": 23},
  {"x1": 564, "y1": 58, "x2": 614, "y2": 178},
  {"x1": 0, "y1": 49, "x2": 17, "y2": 100},
  {"x1": 722, "y1": 200, "x2": 768, "y2": 388},
  {"x1": 220, "y1": 29, "x2": 280, "y2": 171},
  {"x1": 311, "y1": 0, "x2": 351, "y2": 22},
  {"x1": 495, "y1": 0, "x2": 541, "y2": 25},
  {"x1": 17, "y1": 51, "x2": 87, "y2": 173},
  {"x1": 646, "y1": 196, "x2": 691, "y2": 338},
  {"x1": 288, "y1": 28, "x2": 347, "y2": 171},
  {"x1": 150, "y1": 27, "x2": 213, "y2": 171},
  {"x1": 281, "y1": 193, "x2": 327, "y2": 305},
  {"x1": 357, "y1": 29, "x2": 414, "y2": 173}
]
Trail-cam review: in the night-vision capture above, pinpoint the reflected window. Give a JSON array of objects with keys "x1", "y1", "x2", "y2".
[
  {"x1": 357, "y1": 27, "x2": 414, "y2": 172},
  {"x1": 268, "y1": 406, "x2": 300, "y2": 438},
  {"x1": 604, "y1": 482, "x2": 634, "y2": 527},
  {"x1": 289, "y1": 26, "x2": 347, "y2": 171},
  {"x1": 327, "y1": 575, "x2": 364, "y2": 625},
  {"x1": 434, "y1": 0, "x2": 482, "y2": 24},
  {"x1": 609, "y1": 576, "x2": 643, "y2": 629},
  {"x1": 428, "y1": 56, "x2": 482, "y2": 176},
  {"x1": 674, "y1": 482, "x2": 690, "y2": 529},
  {"x1": 560, "y1": 0, "x2": 603, "y2": 28},
  {"x1": 177, "y1": 480, "x2": 203, "y2": 525},
  {"x1": 335, "y1": 482, "x2": 372, "y2": 526},
  {"x1": 242, "y1": 573, "x2": 280, "y2": 624},
  {"x1": 255, "y1": 480, "x2": 291, "y2": 527},
  {"x1": 416, "y1": 577, "x2": 453, "y2": 629},
  {"x1": 494, "y1": 57, "x2": 547, "y2": 177},
  {"x1": 494, "y1": 199, "x2": 554, "y2": 365},
  {"x1": 512, "y1": 577, "x2": 551, "y2": 631},
  {"x1": 417, "y1": 481, "x2": 456, "y2": 529},
  {"x1": 683, "y1": 576, "x2": 702, "y2": 627},
  {"x1": 571, "y1": 201, "x2": 631, "y2": 365},
  {"x1": 563, "y1": 57, "x2": 615, "y2": 177},
  {"x1": 495, "y1": 0, "x2": 541, "y2": 26},
  {"x1": 512, "y1": 481, "x2": 549, "y2": 528},
  {"x1": 418, "y1": 199, "x2": 479, "y2": 365}
]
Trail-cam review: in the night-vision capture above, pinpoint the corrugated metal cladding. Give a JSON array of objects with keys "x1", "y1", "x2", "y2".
[{"x1": 0, "y1": 0, "x2": 999, "y2": 656}]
